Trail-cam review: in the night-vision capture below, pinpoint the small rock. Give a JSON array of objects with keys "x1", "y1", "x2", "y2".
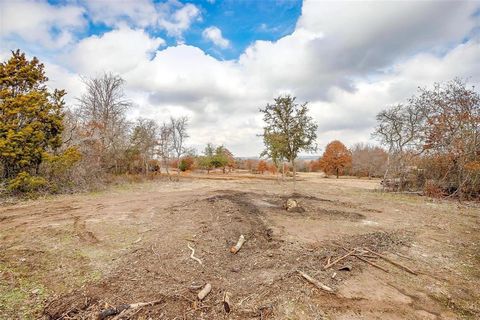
[
  {"x1": 31, "y1": 289, "x2": 40, "y2": 295},
  {"x1": 231, "y1": 266, "x2": 240, "y2": 273}
]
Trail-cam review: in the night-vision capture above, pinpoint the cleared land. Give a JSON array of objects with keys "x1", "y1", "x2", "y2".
[{"x1": 0, "y1": 173, "x2": 479, "y2": 319}]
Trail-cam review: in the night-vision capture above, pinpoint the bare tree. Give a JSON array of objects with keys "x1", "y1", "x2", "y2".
[
  {"x1": 372, "y1": 103, "x2": 425, "y2": 188},
  {"x1": 77, "y1": 73, "x2": 132, "y2": 173},
  {"x1": 170, "y1": 116, "x2": 189, "y2": 180},
  {"x1": 351, "y1": 143, "x2": 388, "y2": 178},
  {"x1": 373, "y1": 79, "x2": 480, "y2": 198},
  {"x1": 158, "y1": 122, "x2": 173, "y2": 179},
  {"x1": 130, "y1": 118, "x2": 158, "y2": 175}
]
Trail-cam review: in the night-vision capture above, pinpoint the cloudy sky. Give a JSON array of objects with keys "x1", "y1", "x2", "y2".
[{"x1": 1, "y1": 0, "x2": 479, "y2": 156}]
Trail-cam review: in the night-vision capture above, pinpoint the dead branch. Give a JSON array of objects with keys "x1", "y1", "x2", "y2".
[
  {"x1": 297, "y1": 270, "x2": 334, "y2": 293},
  {"x1": 223, "y1": 291, "x2": 232, "y2": 313},
  {"x1": 97, "y1": 299, "x2": 163, "y2": 320},
  {"x1": 323, "y1": 249, "x2": 355, "y2": 270},
  {"x1": 197, "y1": 283, "x2": 212, "y2": 301},
  {"x1": 230, "y1": 234, "x2": 246, "y2": 254},
  {"x1": 189, "y1": 284, "x2": 204, "y2": 291},
  {"x1": 354, "y1": 255, "x2": 389, "y2": 273},
  {"x1": 187, "y1": 243, "x2": 203, "y2": 265},
  {"x1": 364, "y1": 248, "x2": 417, "y2": 275},
  {"x1": 393, "y1": 251, "x2": 413, "y2": 261},
  {"x1": 111, "y1": 306, "x2": 142, "y2": 320}
]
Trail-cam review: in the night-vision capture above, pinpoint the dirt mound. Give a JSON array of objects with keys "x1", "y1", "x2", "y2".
[{"x1": 43, "y1": 192, "x2": 412, "y2": 320}]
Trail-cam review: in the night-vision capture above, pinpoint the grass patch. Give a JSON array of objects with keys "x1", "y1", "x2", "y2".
[{"x1": 0, "y1": 263, "x2": 48, "y2": 320}]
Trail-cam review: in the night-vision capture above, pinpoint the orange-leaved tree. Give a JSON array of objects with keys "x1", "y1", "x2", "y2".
[
  {"x1": 319, "y1": 140, "x2": 352, "y2": 178},
  {"x1": 257, "y1": 160, "x2": 268, "y2": 174}
]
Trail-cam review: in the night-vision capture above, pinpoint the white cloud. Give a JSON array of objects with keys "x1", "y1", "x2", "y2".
[
  {"x1": 2, "y1": 0, "x2": 480, "y2": 156},
  {"x1": 83, "y1": 0, "x2": 157, "y2": 28},
  {"x1": 0, "y1": 0, "x2": 86, "y2": 48},
  {"x1": 202, "y1": 26, "x2": 230, "y2": 49},
  {"x1": 66, "y1": 27, "x2": 164, "y2": 75},
  {"x1": 44, "y1": 63, "x2": 84, "y2": 106},
  {"x1": 157, "y1": 1, "x2": 201, "y2": 39},
  {"x1": 82, "y1": 0, "x2": 201, "y2": 40}
]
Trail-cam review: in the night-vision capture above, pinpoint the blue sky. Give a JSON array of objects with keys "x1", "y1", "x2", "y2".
[
  {"x1": 181, "y1": 0, "x2": 302, "y2": 59},
  {"x1": 1, "y1": 0, "x2": 480, "y2": 156},
  {"x1": 45, "y1": 0, "x2": 302, "y2": 60}
]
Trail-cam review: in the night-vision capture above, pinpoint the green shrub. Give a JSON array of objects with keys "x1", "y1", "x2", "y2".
[
  {"x1": 7, "y1": 172, "x2": 47, "y2": 193},
  {"x1": 179, "y1": 156, "x2": 195, "y2": 172}
]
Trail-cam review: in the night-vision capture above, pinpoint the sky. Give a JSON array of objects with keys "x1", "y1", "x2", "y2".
[{"x1": 1, "y1": 0, "x2": 480, "y2": 157}]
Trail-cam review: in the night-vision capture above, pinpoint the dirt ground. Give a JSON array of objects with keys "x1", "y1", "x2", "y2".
[{"x1": 0, "y1": 173, "x2": 479, "y2": 319}]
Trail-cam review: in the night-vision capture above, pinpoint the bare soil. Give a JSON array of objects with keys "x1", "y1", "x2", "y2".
[{"x1": 0, "y1": 173, "x2": 479, "y2": 319}]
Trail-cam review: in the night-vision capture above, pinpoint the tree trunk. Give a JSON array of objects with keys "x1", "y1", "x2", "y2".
[
  {"x1": 292, "y1": 159, "x2": 296, "y2": 190},
  {"x1": 336, "y1": 168, "x2": 339, "y2": 179},
  {"x1": 165, "y1": 160, "x2": 170, "y2": 180},
  {"x1": 176, "y1": 157, "x2": 180, "y2": 181},
  {"x1": 383, "y1": 153, "x2": 390, "y2": 191}
]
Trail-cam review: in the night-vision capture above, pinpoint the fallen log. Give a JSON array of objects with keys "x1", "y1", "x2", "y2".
[
  {"x1": 323, "y1": 249, "x2": 355, "y2": 270},
  {"x1": 230, "y1": 235, "x2": 246, "y2": 254},
  {"x1": 354, "y1": 255, "x2": 389, "y2": 273},
  {"x1": 297, "y1": 270, "x2": 334, "y2": 293},
  {"x1": 198, "y1": 283, "x2": 212, "y2": 301},
  {"x1": 187, "y1": 243, "x2": 203, "y2": 265},
  {"x1": 223, "y1": 291, "x2": 232, "y2": 313},
  {"x1": 97, "y1": 299, "x2": 163, "y2": 320},
  {"x1": 364, "y1": 248, "x2": 417, "y2": 275}
]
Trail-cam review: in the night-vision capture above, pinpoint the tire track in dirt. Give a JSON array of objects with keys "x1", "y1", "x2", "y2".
[{"x1": 73, "y1": 217, "x2": 99, "y2": 244}]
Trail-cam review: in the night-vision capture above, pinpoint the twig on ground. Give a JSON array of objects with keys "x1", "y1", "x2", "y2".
[
  {"x1": 323, "y1": 249, "x2": 355, "y2": 270},
  {"x1": 297, "y1": 270, "x2": 334, "y2": 293},
  {"x1": 187, "y1": 243, "x2": 203, "y2": 265},
  {"x1": 364, "y1": 248, "x2": 417, "y2": 275},
  {"x1": 230, "y1": 234, "x2": 246, "y2": 254},
  {"x1": 393, "y1": 251, "x2": 413, "y2": 261},
  {"x1": 133, "y1": 237, "x2": 142, "y2": 244},
  {"x1": 151, "y1": 245, "x2": 160, "y2": 257},
  {"x1": 223, "y1": 291, "x2": 232, "y2": 313},
  {"x1": 97, "y1": 299, "x2": 163, "y2": 320},
  {"x1": 354, "y1": 254, "x2": 389, "y2": 273},
  {"x1": 197, "y1": 283, "x2": 212, "y2": 301},
  {"x1": 189, "y1": 284, "x2": 204, "y2": 291}
]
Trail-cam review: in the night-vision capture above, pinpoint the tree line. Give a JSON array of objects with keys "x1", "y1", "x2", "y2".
[
  {"x1": 257, "y1": 79, "x2": 479, "y2": 200},
  {"x1": 2, "y1": 50, "x2": 478, "y2": 198},
  {"x1": 0, "y1": 50, "x2": 242, "y2": 195},
  {"x1": 0, "y1": 51, "x2": 197, "y2": 194},
  {"x1": 373, "y1": 79, "x2": 479, "y2": 198},
  {"x1": 258, "y1": 96, "x2": 387, "y2": 180}
]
